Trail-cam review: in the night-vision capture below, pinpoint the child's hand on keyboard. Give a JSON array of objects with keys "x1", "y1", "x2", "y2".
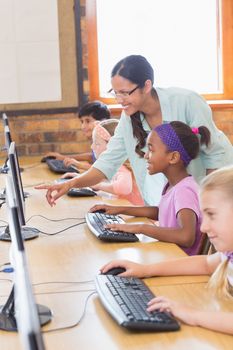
[
  {"x1": 63, "y1": 158, "x2": 80, "y2": 168},
  {"x1": 61, "y1": 172, "x2": 78, "y2": 179},
  {"x1": 147, "y1": 296, "x2": 198, "y2": 326},
  {"x1": 106, "y1": 222, "x2": 142, "y2": 234},
  {"x1": 100, "y1": 259, "x2": 148, "y2": 278},
  {"x1": 89, "y1": 204, "x2": 122, "y2": 215}
]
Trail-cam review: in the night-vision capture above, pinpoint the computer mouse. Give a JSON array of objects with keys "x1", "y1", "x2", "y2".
[
  {"x1": 41, "y1": 155, "x2": 56, "y2": 163},
  {"x1": 93, "y1": 209, "x2": 106, "y2": 213},
  {"x1": 102, "y1": 267, "x2": 126, "y2": 275},
  {"x1": 67, "y1": 188, "x2": 97, "y2": 197}
]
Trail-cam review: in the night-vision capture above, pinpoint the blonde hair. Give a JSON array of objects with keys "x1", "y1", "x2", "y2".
[{"x1": 200, "y1": 165, "x2": 233, "y2": 298}]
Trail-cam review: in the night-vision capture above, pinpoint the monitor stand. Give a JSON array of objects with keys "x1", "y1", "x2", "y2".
[
  {"x1": 0, "y1": 162, "x2": 24, "y2": 174},
  {"x1": 0, "y1": 225, "x2": 40, "y2": 241},
  {"x1": 0, "y1": 189, "x2": 30, "y2": 201},
  {"x1": 0, "y1": 287, "x2": 52, "y2": 331}
]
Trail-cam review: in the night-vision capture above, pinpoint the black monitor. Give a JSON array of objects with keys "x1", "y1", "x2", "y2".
[
  {"x1": 2, "y1": 113, "x2": 9, "y2": 127},
  {"x1": 4, "y1": 125, "x2": 12, "y2": 149},
  {"x1": 0, "y1": 142, "x2": 39, "y2": 241},
  {"x1": 0, "y1": 125, "x2": 12, "y2": 174},
  {"x1": 0, "y1": 176, "x2": 52, "y2": 345}
]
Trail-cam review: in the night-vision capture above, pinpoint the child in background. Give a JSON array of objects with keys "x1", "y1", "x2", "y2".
[
  {"x1": 44, "y1": 101, "x2": 111, "y2": 168},
  {"x1": 100, "y1": 166, "x2": 233, "y2": 335},
  {"x1": 91, "y1": 119, "x2": 144, "y2": 205},
  {"x1": 91, "y1": 121, "x2": 210, "y2": 255}
]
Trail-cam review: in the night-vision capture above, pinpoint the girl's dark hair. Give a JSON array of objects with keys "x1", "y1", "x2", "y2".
[
  {"x1": 170, "y1": 121, "x2": 211, "y2": 161},
  {"x1": 111, "y1": 55, "x2": 155, "y2": 157},
  {"x1": 78, "y1": 101, "x2": 111, "y2": 121}
]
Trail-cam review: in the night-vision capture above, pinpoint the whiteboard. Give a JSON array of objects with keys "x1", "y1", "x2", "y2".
[{"x1": 0, "y1": 0, "x2": 61, "y2": 104}]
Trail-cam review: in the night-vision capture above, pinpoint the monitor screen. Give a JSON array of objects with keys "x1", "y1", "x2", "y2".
[
  {"x1": 4, "y1": 125, "x2": 12, "y2": 150},
  {"x1": 2, "y1": 113, "x2": 9, "y2": 127},
  {"x1": 8, "y1": 142, "x2": 26, "y2": 226},
  {"x1": 5, "y1": 176, "x2": 46, "y2": 350},
  {"x1": 0, "y1": 141, "x2": 40, "y2": 241}
]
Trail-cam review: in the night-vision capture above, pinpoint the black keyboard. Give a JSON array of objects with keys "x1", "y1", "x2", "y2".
[
  {"x1": 95, "y1": 275, "x2": 180, "y2": 332},
  {"x1": 46, "y1": 159, "x2": 79, "y2": 174},
  {"x1": 85, "y1": 212, "x2": 139, "y2": 242}
]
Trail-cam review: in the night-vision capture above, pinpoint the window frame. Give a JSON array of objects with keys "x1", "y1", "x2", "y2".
[{"x1": 86, "y1": 0, "x2": 233, "y2": 108}]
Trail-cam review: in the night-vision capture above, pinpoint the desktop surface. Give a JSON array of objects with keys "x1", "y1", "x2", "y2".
[{"x1": 0, "y1": 157, "x2": 232, "y2": 350}]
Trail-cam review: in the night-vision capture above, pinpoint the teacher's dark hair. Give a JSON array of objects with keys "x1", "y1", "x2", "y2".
[{"x1": 111, "y1": 55, "x2": 155, "y2": 157}]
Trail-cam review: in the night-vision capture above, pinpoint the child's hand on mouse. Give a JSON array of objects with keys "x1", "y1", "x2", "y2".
[
  {"x1": 45, "y1": 152, "x2": 64, "y2": 160},
  {"x1": 89, "y1": 204, "x2": 122, "y2": 215},
  {"x1": 100, "y1": 260, "x2": 147, "y2": 278}
]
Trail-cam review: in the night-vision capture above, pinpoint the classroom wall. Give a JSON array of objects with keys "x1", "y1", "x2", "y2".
[{"x1": 0, "y1": 0, "x2": 233, "y2": 159}]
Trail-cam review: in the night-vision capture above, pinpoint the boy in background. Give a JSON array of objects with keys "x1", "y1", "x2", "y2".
[{"x1": 44, "y1": 101, "x2": 111, "y2": 166}]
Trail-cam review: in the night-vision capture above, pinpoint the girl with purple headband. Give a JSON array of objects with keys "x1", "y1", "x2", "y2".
[
  {"x1": 100, "y1": 166, "x2": 233, "y2": 335},
  {"x1": 91, "y1": 121, "x2": 210, "y2": 255}
]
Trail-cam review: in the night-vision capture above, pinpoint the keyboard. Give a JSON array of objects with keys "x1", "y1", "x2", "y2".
[
  {"x1": 85, "y1": 212, "x2": 139, "y2": 242},
  {"x1": 95, "y1": 275, "x2": 180, "y2": 332},
  {"x1": 46, "y1": 159, "x2": 79, "y2": 174}
]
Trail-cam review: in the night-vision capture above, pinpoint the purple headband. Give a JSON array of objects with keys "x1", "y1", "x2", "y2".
[
  {"x1": 225, "y1": 251, "x2": 233, "y2": 263},
  {"x1": 154, "y1": 123, "x2": 192, "y2": 166}
]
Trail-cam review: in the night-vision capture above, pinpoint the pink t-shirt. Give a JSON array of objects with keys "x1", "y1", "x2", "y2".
[
  {"x1": 111, "y1": 165, "x2": 144, "y2": 205},
  {"x1": 158, "y1": 176, "x2": 202, "y2": 256}
]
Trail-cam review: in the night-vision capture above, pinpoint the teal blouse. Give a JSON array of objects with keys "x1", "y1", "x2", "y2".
[{"x1": 93, "y1": 87, "x2": 233, "y2": 205}]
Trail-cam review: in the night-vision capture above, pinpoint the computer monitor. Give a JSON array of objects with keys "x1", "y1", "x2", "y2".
[
  {"x1": 0, "y1": 176, "x2": 52, "y2": 345},
  {"x1": 1, "y1": 114, "x2": 23, "y2": 174},
  {"x1": 2, "y1": 112, "x2": 9, "y2": 127},
  {"x1": 0, "y1": 142, "x2": 39, "y2": 241},
  {"x1": 0, "y1": 125, "x2": 12, "y2": 174},
  {"x1": 4, "y1": 125, "x2": 12, "y2": 150}
]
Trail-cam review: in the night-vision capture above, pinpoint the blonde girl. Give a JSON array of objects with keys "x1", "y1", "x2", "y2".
[{"x1": 100, "y1": 166, "x2": 233, "y2": 334}]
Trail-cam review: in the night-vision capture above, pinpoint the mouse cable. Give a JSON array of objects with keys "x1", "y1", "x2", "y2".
[
  {"x1": 0, "y1": 200, "x2": 6, "y2": 208},
  {"x1": 21, "y1": 162, "x2": 42, "y2": 171},
  {"x1": 26, "y1": 214, "x2": 85, "y2": 223},
  {"x1": 33, "y1": 288, "x2": 96, "y2": 297},
  {"x1": 0, "y1": 288, "x2": 96, "y2": 299},
  {"x1": 23, "y1": 182, "x2": 45, "y2": 188},
  {"x1": 39, "y1": 221, "x2": 86, "y2": 235},
  {"x1": 33, "y1": 280, "x2": 94, "y2": 286},
  {"x1": 43, "y1": 291, "x2": 97, "y2": 333},
  {"x1": 0, "y1": 219, "x2": 8, "y2": 224}
]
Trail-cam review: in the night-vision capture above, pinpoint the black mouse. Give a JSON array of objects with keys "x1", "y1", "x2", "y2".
[
  {"x1": 41, "y1": 155, "x2": 56, "y2": 163},
  {"x1": 102, "y1": 267, "x2": 126, "y2": 275},
  {"x1": 93, "y1": 209, "x2": 106, "y2": 213}
]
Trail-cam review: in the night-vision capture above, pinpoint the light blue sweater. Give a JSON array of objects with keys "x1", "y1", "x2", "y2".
[{"x1": 93, "y1": 87, "x2": 233, "y2": 205}]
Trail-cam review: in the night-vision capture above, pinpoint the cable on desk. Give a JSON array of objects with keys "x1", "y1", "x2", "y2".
[
  {"x1": 0, "y1": 278, "x2": 13, "y2": 283},
  {"x1": 26, "y1": 214, "x2": 85, "y2": 223},
  {"x1": 39, "y1": 221, "x2": 86, "y2": 236},
  {"x1": 21, "y1": 163, "x2": 42, "y2": 171},
  {"x1": 43, "y1": 291, "x2": 97, "y2": 333},
  {"x1": 34, "y1": 288, "x2": 96, "y2": 296},
  {"x1": 33, "y1": 280, "x2": 94, "y2": 286},
  {"x1": 0, "y1": 219, "x2": 8, "y2": 224},
  {"x1": 23, "y1": 182, "x2": 45, "y2": 188},
  {"x1": 0, "y1": 201, "x2": 6, "y2": 208}
]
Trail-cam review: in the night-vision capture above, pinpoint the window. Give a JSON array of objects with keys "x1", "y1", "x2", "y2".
[{"x1": 86, "y1": 0, "x2": 233, "y2": 105}]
